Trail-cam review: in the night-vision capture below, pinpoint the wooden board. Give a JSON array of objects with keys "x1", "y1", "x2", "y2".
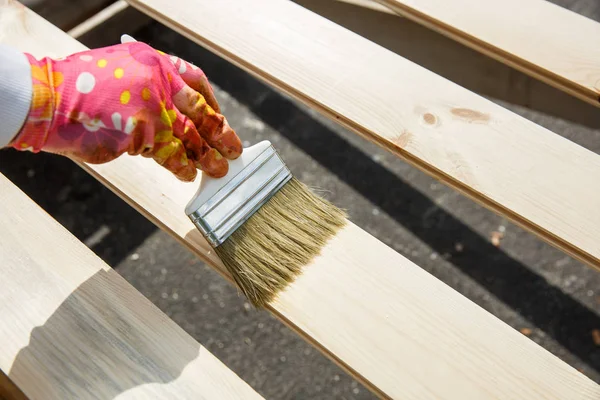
[
  {"x1": 0, "y1": 171, "x2": 263, "y2": 400},
  {"x1": 368, "y1": 0, "x2": 600, "y2": 106},
  {"x1": 125, "y1": 0, "x2": 600, "y2": 271},
  {"x1": 2, "y1": 1, "x2": 599, "y2": 399},
  {"x1": 298, "y1": 0, "x2": 600, "y2": 131},
  {"x1": 0, "y1": 174, "x2": 263, "y2": 399}
]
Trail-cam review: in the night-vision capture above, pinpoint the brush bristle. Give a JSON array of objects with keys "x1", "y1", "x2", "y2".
[{"x1": 215, "y1": 178, "x2": 347, "y2": 307}]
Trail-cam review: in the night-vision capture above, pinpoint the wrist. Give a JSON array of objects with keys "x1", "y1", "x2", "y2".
[
  {"x1": 11, "y1": 54, "x2": 59, "y2": 153},
  {"x1": 0, "y1": 45, "x2": 33, "y2": 149}
]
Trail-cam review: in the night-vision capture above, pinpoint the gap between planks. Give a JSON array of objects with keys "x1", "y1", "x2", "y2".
[
  {"x1": 371, "y1": 0, "x2": 600, "y2": 106},
  {"x1": 67, "y1": 0, "x2": 128, "y2": 38}
]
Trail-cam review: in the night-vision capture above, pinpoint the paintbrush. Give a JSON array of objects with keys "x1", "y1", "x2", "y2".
[{"x1": 186, "y1": 140, "x2": 346, "y2": 307}]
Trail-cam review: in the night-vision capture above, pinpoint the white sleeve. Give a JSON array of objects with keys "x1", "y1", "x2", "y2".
[{"x1": 0, "y1": 44, "x2": 32, "y2": 147}]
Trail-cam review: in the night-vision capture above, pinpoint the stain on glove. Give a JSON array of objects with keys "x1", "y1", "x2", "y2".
[{"x1": 12, "y1": 42, "x2": 242, "y2": 181}]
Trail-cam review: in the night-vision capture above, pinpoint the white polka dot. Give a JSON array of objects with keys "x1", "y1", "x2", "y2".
[
  {"x1": 178, "y1": 61, "x2": 186, "y2": 74},
  {"x1": 124, "y1": 117, "x2": 136, "y2": 134},
  {"x1": 111, "y1": 112, "x2": 122, "y2": 131},
  {"x1": 190, "y1": 63, "x2": 198, "y2": 70},
  {"x1": 76, "y1": 72, "x2": 96, "y2": 94},
  {"x1": 79, "y1": 55, "x2": 93, "y2": 62},
  {"x1": 169, "y1": 55, "x2": 178, "y2": 64},
  {"x1": 83, "y1": 119, "x2": 106, "y2": 132},
  {"x1": 77, "y1": 112, "x2": 106, "y2": 132}
]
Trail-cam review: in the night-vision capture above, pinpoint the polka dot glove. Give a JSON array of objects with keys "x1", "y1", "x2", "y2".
[{"x1": 11, "y1": 41, "x2": 242, "y2": 181}]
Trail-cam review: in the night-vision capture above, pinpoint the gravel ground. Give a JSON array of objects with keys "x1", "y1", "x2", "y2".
[{"x1": 2, "y1": 1, "x2": 600, "y2": 398}]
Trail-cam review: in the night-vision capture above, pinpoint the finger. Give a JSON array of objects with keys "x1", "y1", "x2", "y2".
[
  {"x1": 120, "y1": 34, "x2": 137, "y2": 44},
  {"x1": 173, "y1": 86, "x2": 242, "y2": 160},
  {"x1": 124, "y1": 39, "x2": 217, "y2": 109},
  {"x1": 172, "y1": 109, "x2": 229, "y2": 178},
  {"x1": 166, "y1": 54, "x2": 221, "y2": 112},
  {"x1": 149, "y1": 132, "x2": 197, "y2": 182}
]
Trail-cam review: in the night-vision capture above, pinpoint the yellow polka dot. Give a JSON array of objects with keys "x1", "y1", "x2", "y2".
[
  {"x1": 114, "y1": 68, "x2": 124, "y2": 79},
  {"x1": 160, "y1": 109, "x2": 171, "y2": 126},
  {"x1": 20, "y1": 142, "x2": 29, "y2": 149},
  {"x1": 155, "y1": 130, "x2": 172, "y2": 143},
  {"x1": 157, "y1": 50, "x2": 165, "y2": 55},
  {"x1": 97, "y1": 59, "x2": 107, "y2": 68},
  {"x1": 120, "y1": 90, "x2": 131, "y2": 105},
  {"x1": 167, "y1": 109, "x2": 177, "y2": 123},
  {"x1": 141, "y1": 87, "x2": 151, "y2": 101},
  {"x1": 155, "y1": 142, "x2": 176, "y2": 160}
]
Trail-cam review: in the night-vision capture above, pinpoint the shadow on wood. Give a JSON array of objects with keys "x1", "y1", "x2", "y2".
[{"x1": 8, "y1": 269, "x2": 201, "y2": 399}]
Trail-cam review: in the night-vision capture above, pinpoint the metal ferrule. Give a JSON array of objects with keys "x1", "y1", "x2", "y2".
[{"x1": 188, "y1": 145, "x2": 292, "y2": 247}]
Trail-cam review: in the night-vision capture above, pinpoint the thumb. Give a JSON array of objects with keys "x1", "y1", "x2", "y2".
[{"x1": 120, "y1": 34, "x2": 137, "y2": 44}]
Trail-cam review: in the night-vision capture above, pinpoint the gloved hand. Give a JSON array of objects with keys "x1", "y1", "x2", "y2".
[{"x1": 11, "y1": 41, "x2": 242, "y2": 181}]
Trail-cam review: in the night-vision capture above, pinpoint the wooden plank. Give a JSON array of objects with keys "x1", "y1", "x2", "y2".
[
  {"x1": 1, "y1": 2, "x2": 599, "y2": 399},
  {"x1": 0, "y1": 172, "x2": 263, "y2": 400},
  {"x1": 299, "y1": 0, "x2": 600, "y2": 131},
  {"x1": 124, "y1": 0, "x2": 600, "y2": 270},
  {"x1": 366, "y1": 0, "x2": 600, "y2": 106}
]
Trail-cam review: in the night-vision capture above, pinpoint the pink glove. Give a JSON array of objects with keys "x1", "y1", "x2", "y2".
[{"x1": 11, "y1": 41, "x2": 242, "y2": 181}]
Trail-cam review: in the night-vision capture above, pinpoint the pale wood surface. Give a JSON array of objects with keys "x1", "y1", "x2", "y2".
[
  {"x1": 373, "y1": 0, "x2": 600, "y2": 106},
  {"x1": 299, "y1": 0, "x2": 600, "y2": 131},
  {"x1": 0, "y1": 170, "x2": 263, "y2": 399},
  {"x1": 126, "y1": 0, "x2": 600, "y2": 270},
  {"x1": 2, "y1": 1, "x2": 599, "y2": 399}
]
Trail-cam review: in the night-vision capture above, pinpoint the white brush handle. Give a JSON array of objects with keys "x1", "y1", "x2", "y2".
[{"x1": 185, "y1": 140, "x2": 271, "y2": 216}]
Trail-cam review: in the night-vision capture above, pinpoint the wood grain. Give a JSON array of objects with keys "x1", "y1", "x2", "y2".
[
  {"x1": 0, "y1": 171, "x2": 263, "y2": 399},
  {"x1": 2, "y1": 1, "x2": 599, "y2": 398},
  {"x1": 298, "y1": 0, "x2": 600, "y2": 130},
  {"x1": 377, "y1": 0, "x2": 600, "y2": 106},
  {"x1": 335, "y1": 0, "x2": 600, "y2": 109},
  {"x1": 125, "y1": 0, "x2": 600, "y2": 271}
]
